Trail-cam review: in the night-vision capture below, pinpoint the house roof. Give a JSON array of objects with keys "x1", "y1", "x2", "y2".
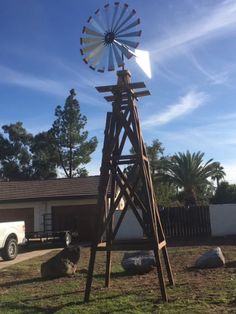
[{"x1": 0, "y1": 176, "x2": 100, "y2": 203}]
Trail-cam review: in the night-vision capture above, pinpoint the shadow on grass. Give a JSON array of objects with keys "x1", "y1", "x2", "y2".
[
  {"x1": 0, "y1": 299, "x2": 86, "y2": 314},
  {"x1": 0, "y1": 288, "x2": 129, "y2": 314},
  {"x1": 225, "y1": 260, "x2": 236, "y2": 268},
  {"x1": 0, "y1": 270, "x2": 133, "y2": 289},
  {"x1": 93, "y1": 271, "x2": 135, "y2": 280},
  {"x1": 22, "y1": 289, "x2": 86, "y2": 302},
  {"x1": 0, "y1": 277, "x2": 44, "y2": 288},
  {"x1": 229, "y1": 298, "x2": 236, "y2": 305},
  {"x1": 187, "y1": 260, "x2": 236, "y2": 271}
]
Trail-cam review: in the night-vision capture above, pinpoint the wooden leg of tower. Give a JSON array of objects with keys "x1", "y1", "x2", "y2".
[
  {"x1": 150, "y1": 204, "x2": 168, "y2": 302},
  {"x1": 84, "y1": 244, "x2": 97, "y2": 303},
  {"x1": 155, "y1": 211, "x2": 175, "y2": 287},
  {"x1": 105, "y1": 249, "x2": 112, "y2": 288},
  {"x1": 152, "y1": 241, "x2": 168, "y2": 302},
  {"x1": 105, "y1": 224, "x2": 112, "y2": 288},
  {"x1": 162, "y1": 246, "x2": 175, "y2": 286}
]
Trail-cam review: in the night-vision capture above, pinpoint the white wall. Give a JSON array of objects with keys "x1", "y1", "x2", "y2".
[
  {"x1": 114, "y1": 209, "x2": 143, "y2": 240},
  {"x1": 210, "y1": 204, "x2": 236, "y2": 236}
]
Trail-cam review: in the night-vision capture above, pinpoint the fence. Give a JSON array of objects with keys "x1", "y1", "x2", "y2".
[{"x1": 159, "y1": 206, "x2": 211, "y2": 238}]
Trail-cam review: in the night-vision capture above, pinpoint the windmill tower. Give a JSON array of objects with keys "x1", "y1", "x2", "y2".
[{"x1": 80, "y1": 2, "x2": 174, "y2": 303}]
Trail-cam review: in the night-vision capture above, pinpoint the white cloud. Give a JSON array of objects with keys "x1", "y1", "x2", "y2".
[
  {"x1": 151, "y1": 0, "x2": 236, "y2": 61},
  {"x1": 0, "y1": 64, "x2": 106, "y2": 107},
  {"x1": 142, "y1": 90, "x2": 207, "y2": 127},
  {"x1": 0, "y1": 65, "x2": 67, "y2": 97},
  {"x1": 147, "y1": 111, "x2": 236, "y2": 181},
  {"x1": 186, "y1": 53, "x2": 230, "y2": 85}
]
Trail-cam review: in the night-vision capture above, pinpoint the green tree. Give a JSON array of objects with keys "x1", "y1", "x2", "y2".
[
  {"x1": 145, "y1": 139, "x2": 177, "y2": 206},
  {"x1": 0, "y1": 123, "x2": 59, "y2": 181},
  {"x1": 51, "y1": 89, "x2": 98, "y2": 177},
  {"x1": 30, "y1": 131, "x2": 58, "y2": 179},
  {"x1": 211, "y1": 162, "x2": 226, "y2": 188},
  {"x1": 146, "y1": 139, "x2": 164, "y2": 178},
  {"x1": 0, "y1": 122, "x2": 33, "y2": 180},
  {"x1": 211, "y1": 181, "x2": 236, "y2": 204},
  {"x1": 127, "y1": 139, "x2": 177, "y2": 207},
  {"x1": 164, "y1": 150, "x2": 218, "y2": 206}
]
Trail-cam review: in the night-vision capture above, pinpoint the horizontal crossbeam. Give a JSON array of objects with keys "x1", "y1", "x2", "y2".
[
  {"x1": 104, "y1": 90, "x2": 150, "y2": 102},
  {"x1": 96, "y1": 82, "x2": 146, "y2": 93},
  {"x1": 96, "y1": 239, "x2": 167, "y2": 251}
]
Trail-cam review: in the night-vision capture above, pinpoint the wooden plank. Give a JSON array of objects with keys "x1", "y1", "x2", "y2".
[
  {"x1": 158, "y1": 240, "x2": 166, "y2": 250},
  {"x1": 96, "y1": 82, "x2": 146, "y2": 93},
  {"x1": 115, "y1": 154, "x2": 138, "y2": 160},
  {"x1": 104, "y1": 96, "x2": 129, "y2": 103},
  {"x1": 97, "y1": 239, "x2": 155, "y2": 251},
  {"x1": 134, "y1": 90, "x2": 151, "y2": 97},
  {"x1": 104, "y1": 90, "x2": 150, "y2": 102}
]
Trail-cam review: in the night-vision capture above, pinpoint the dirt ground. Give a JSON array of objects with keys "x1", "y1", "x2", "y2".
[{"x1": 0, "y1": 237, "x2": 235, "y2": 313}]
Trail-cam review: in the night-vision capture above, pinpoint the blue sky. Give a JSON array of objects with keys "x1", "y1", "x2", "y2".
[{"x1": 0, "y1": 0, "x2": 236, "y2": 182}]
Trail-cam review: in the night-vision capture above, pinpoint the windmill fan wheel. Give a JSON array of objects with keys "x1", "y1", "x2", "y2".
[{"x1": 80, "y1": 2, "x2": 141, "y2": 72}]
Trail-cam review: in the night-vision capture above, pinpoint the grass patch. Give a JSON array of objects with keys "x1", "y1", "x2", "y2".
[{"x1": 0, "y1": 243, "x2": 236, "y2": 313}]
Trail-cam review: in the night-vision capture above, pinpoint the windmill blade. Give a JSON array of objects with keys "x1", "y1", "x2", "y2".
[
  {"x1": 108, "y1": 46, "x2": 115, "y2": 71},
  {"x1": 80, "y1": 37, "x2": 103, "y2": 45},
  {"x1": 94, "y1": 8, "x2": 107, "y2": 32},
  {"x1": 114, "y1": 9, "x2": 136, "y2": 33},
  {"x1": 111, "y1": 2, "x2": 120, "y2": 31},
  {"x1": 81, "y1": 42, "x2": 103, "y2": 55},
  {"x1": 113, "y1": 3, "x2": 129, "y2": 33},
  {"x1": 88, "y1": 15, "x2": 105, "y2": 34},
  {"x1": 117, "y1": 18, "x2": 140, "y2": 35},
  {"x1": 83, "y1": 43, "x2": 104, "y2": 63},
  {"x1": 90, "y1": 44, "x2": 107, "y2": 70},
  {"x1": 116, "y1": 30, "x2": 142, "y2": 38},
  {"x1": 104, "y1": 3, "x2": 111, "y2": 31},
  {"x1": 97, "y1": 44, "x2": 109, "y2": 72},
  {"x1": 83, "y1": 26, "x2": 103, "y2": 37},
  {"x1": 114, "y1": 40, "x2": 135, "y2": 59},
  {"x1": 112, "y1": 44, "x2": 124, "y2": 68},
  {"x1": 116, "y1": 38, "x2": 139, "y2": 49}
]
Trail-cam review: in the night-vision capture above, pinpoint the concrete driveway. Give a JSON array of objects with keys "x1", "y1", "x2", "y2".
[{"x1": 0, "y1": 248, "x2": 60, "y2": 270}]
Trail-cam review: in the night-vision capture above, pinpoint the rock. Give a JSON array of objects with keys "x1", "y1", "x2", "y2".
[
  {"x1": 121, "y1": 251, "x2": 156, "y2": 275},
  {"x1": 41, "y1": 245, "x2": 80, "y2": 279},
  {"x1": 195, "y1": 247, "x2": 225, "y2": 269}
]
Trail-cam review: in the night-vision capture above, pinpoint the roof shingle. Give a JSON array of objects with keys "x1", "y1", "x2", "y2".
[{"x1": 0, "y1": 176, "x2": 100, "y2": 203}]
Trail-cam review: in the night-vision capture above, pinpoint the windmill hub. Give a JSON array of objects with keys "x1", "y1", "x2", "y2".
[{"x1": 104, "y1": 31, "x2": 115, "y2": 45}]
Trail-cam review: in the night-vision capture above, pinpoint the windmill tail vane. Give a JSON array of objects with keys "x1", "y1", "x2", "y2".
[{"x1": 80, "y1": 2, "x2": 141, "y2": 72}]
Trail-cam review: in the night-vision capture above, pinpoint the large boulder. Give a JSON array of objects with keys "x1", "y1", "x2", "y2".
[
  {"x1": 121, "y1": 251, "x2": 156, "y2": 275},
  {"x1": 195, "y1": 247, "x2": 225, "y2": 269},
  {"x1": 41, "y1": 245, "x2": 80, "y2": 279}
]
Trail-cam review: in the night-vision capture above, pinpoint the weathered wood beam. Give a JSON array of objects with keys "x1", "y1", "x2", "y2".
[
  {"x1": 96, "y1": 82, "x2": 146, "y2": 93},
  {"x1": 104, "y1": 90, "x2": 150, "y2": 102}
]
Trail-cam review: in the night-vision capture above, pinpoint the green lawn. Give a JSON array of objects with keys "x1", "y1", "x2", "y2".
[{"x1": 0, "y1": 243, "x2": 236, "y2": 313}]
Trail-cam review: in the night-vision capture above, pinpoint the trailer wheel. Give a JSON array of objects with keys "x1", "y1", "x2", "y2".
[
  {"x1": 2, "y1": 237, "x2": 18, "y2": 261},
  {"x1": 64, "y1": 232, "x2": 72, "y2": 247}
]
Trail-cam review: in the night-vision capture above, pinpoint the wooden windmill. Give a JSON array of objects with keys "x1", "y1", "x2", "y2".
[{"x1": 80, "y1": 2, "x2": 174, "y2": 303}]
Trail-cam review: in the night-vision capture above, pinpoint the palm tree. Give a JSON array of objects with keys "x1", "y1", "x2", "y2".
[
  {"x1": 164, "y1": 151, "x2": 218, "y2": 206},
  {"x1": 211, "y1": 162, "x2": 226, "y2": 188}
]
